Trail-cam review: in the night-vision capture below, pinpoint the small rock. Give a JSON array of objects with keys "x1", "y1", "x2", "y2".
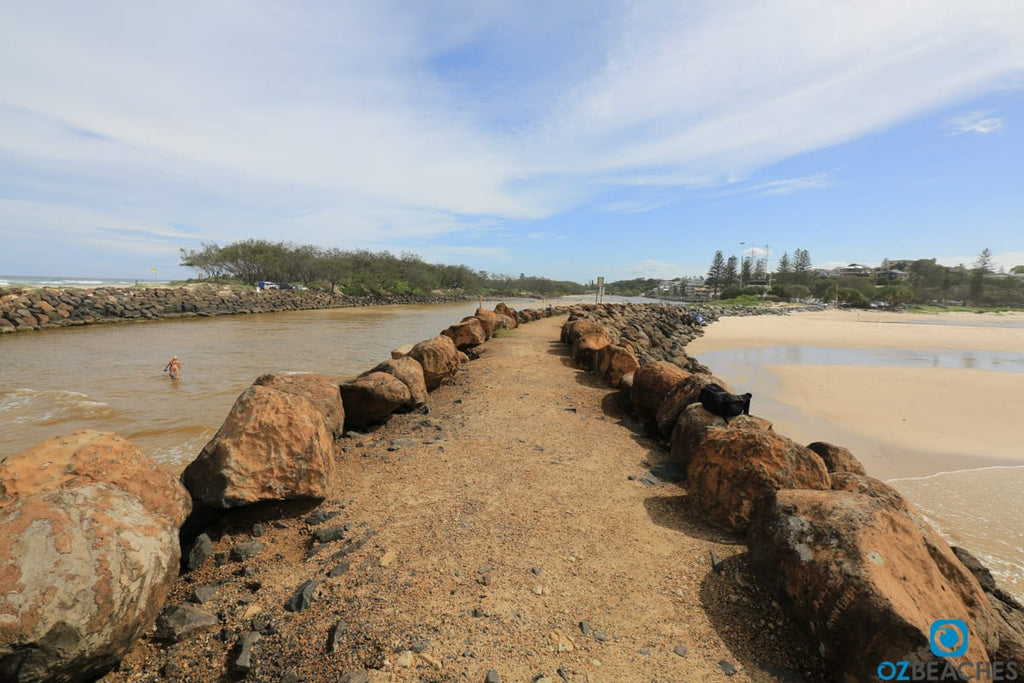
[
  {"x1": 312, "y1": 524, "x2": 349, "y2": 544},
  {"x1": 327, "y1": 620, "x2": 348, "y2": 653},
  {"x1": 395, "y1": 650, "x2": 414, "y2": 667},
  {"x1": 154, "y1": 604, "x2": 220, "y2": 642},
  {"x1": 473, "y1": 608, "x2": 488, "y2": 618},
  {"x1": 327, "y1": 561, "x2": 350, "y2": 577},
  {"x1": 251, "y1": 522, "x2": 267, "y2": 537},
  {"x1": 191, "y1": 584, "x2": 218, "y2": 604},
  {"x1": 230, "y1": 631, "x2": 262, "y2": 674},
  {"x1": 640, "y1": 472, "x2": 661, "y2": 487},
  {"x1": 305, "y1": 509, "x2": 340, "y2": 526},
  {"x1": 638, "y1": 648, "x2": 651, "y2": 655},
  {"x1": 719, "y1": 660, "x2": 737, "y2": 676},
  {"x1": 284, "y1": 580, "x2": 319, "y2": 612},
  {"x1": 338, "y1": 671, "x2": 369, "y2": 683},
  {"x1": 279, "y1": 670, "x2": 300, "y2": 683},
  {"x1": 230, "y1": 541, "x2": 265, "y2": 562},
  {"x1": 556, "y1": 668, "x2": 571, "y2": 682},
  {"x1": 477, "y1": 565, "x2": 493, "y2": 574},
  {"x1": 162, "y1": 660, "x2": 184, "y2": 677},
  {"x1": 410, "y1": 637, "x2": 430, "y2": 653},
  {"x1": 593, "y1": 632, "x2": 608, "y2": 642},
  {"x1": 379, "y1": 549, "x2": 397, "y2": 567},
  {"x1": 186, "y1": 533, "x2": 214, "y2": 571},
  {"x1": 578, "y1": 621, "x2": 592, "y2": 636},
  {"x1": 673, "y1": 645, "x2": 688, "y2": 658},
  {"x1": 710, "y1": 549, "x2": 724, "y2": 573},
  {"x1": 485, "y1": 671, "x2": 501, "y2": 683},
  {"x1": 531, "y1": 566, "x2": 542, "y2": 575}
]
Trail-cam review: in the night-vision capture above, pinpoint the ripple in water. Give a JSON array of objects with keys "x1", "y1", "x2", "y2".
[
  {"x1": 0, "y1": 388, "x2": 113, "y2": 425},
  {"x1": 889, "y1": 466, "x2": 1024, "y2": 603}
]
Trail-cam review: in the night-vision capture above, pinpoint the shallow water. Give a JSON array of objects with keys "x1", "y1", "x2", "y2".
[
  {"x1": 694, "y1": 344, "x2": 1024, "y2": 602},
  {"x1": 0, "y1": 300, "x2": 527, "y2": 464}
]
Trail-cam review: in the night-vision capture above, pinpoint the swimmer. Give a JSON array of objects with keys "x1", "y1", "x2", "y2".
[{"x1": 164, "y1": 355, "x2": 181, "y2": 381}]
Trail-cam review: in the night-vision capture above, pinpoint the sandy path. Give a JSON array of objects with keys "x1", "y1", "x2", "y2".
[{"x1": 107, "y1": 314, "x2": 827, "y2": 683}]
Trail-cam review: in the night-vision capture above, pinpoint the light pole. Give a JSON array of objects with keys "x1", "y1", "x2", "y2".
[{"x1": 738, "y1": 242, "x2": 746, "y2": 287}]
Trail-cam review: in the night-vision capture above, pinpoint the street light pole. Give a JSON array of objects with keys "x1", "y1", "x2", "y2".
[{"x1": 739, "y1": 242, "x2": 746, "y2": 287}]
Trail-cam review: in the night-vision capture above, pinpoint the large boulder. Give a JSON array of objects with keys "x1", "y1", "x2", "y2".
[
  {"x1": 655, "y1": 373, "x2": 732, "y2": 439},
  {"x1": 668, "y1": 403, "x2": 726, "y2": 470},
  {"x1": 183, "y1": 385, "x2": 335, "y2": 508},
  {"x1": 493, "y1": 313, "x2": 516, "y2": 330},
  {"x1": 407, "y1": 336, "x2": 460, "y2": 391},
  {"x1": 593, "y1": 344, "x2": 640, "y2": 387},
  {"x1": 253, "y1": 372, "x2": 345, "y2": 438},
  {"x1": 572, "y1": 330, "x2": 610, "y2": 370},
  {"x1": 807, "y1": 441, "x2": 866, "y2": 476},
  {"x1": 494, "y1": 303, "x2": 518, "y2": 327},
  {"x1": 473, "y1": 309, "x2": 498, "y2": 339},
  {"x1": 630, "y1": 362, "x2": 690, "y2": 436},
  {"x1": 560, "y1": 318, "x2": 605, "y2": 346},
  {"x1": 443, "y1": 318, "x2": 487, "y2": 350},
  {"x1": 0, "y1": 431, "x2": 189, "y2": 683},
  {"x1": 362, "y1": 357, "x2": 427, "y2": 408},
  {"x1": 687, "y1": 427, "x2": 830, "y2": 532},
  {"x1": 340, "y1": 372, "x2": 412, "y2": 429},
  {"x1": 749, "y1": 487, "x2": 1024, "y2": 680}
]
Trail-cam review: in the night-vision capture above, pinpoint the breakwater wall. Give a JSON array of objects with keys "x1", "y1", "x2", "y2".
[
  {"x1": 561, "y1": 303, "x2": 1024, "y2": 681},
  {"x1": 0, "y1": 285, "x2": 473, "y2": 333}
]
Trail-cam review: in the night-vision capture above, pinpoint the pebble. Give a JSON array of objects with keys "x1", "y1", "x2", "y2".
[
  {"x1": 719, "y1": 660, "x2": 738, "y2": 676},
  {"x1": 578, "y1": 621, "x2": 592, "y2": 636},
  {"x1": 312, "y1": 524, "x2": 349, "y2": 544},
  {"x1": 410, "y1": 637, "x2": 431, "y2": 653},
  {"x1": 531, "y1": 566, "x2": 542, "y2": 575},
  {"x1": 327, "y1": 561, "x2": 350, "y2": 577},
  {"x1": 250, "y1": 522, "x2": 266, "y2": 537},
  {"x1": 485, "y1": 671, "x2": 501, "y2": 683},
  {"x1": 395, "y1": 650, "x2": 414, "y2": 667},
  {"x1": 161, "y1": 661, "x2": 183, "y2": 678},
  {"x1": 673, "y1": 645, "x2": 688, "y2": 658},
  {"x1": 327, "y1": 620, "x2": 348, "y2": 654},
  {"x1": 230, "y1": 541, "x2": 265, "y2": 562},
  {"x1": 477, "y1": 565, "x2": 494, "y2": 574},
  {"x1": 338, "y1": 669, "x2": 369, "y2": 683},
  {"x1": 283, "y1": 580, "x2": 319, "y2": 612},
  {"x1": 230, "y1": 631, "x2": 262, "y2": 674},
  {"x1": 191, "y1": 584, "x2": 218, "y2": 604},
  {"x1": 279, "y1": 670, "x2": 300, "y2": 683},
  {"x1": 185, "y1": 533, "x2": 213, "y2": 571},
  {"x1": 305, "y1": 509, "x2": 340, "y2": 526},
  {"x1": 153, "y1": 604, "x2": 220, "y2": 643}
]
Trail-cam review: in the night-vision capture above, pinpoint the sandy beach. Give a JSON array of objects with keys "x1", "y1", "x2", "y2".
[{"x1": 687, "y1": 309, "x2": 1024, "y2": 478}]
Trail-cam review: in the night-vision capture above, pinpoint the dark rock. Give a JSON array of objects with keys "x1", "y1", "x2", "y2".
[
  {"x1": 230, "y1": 631, "x2": 262, "y2": 674},
  {"x1": 327, "y1": 561, "x2": 350, "y2": 577},
  {"x1": 485, "y1": 671, "x2": 501, "y2": 683},
  {"x1": 230, "y1": 541, "x2": 265, "y2": 562},
  {"x1": 305, "y1": 509, "x2": 340, "y2": 526},
  {"x1": 674, "y1": 645, "x2": 688, "y2": 657},
  {"x1": 327, "y1": 620, "x2": 348, "y2": 654},
  {"x1": 312, "y1": 524, "x2": 349, "y2": 544},
  {"x1": 284, "y1": 580, "x2": 319, "y2": 613},
  {"x1": 339, "y1": 671, "x2": 369, "y2": 683},
  {"x1": 154, "y1": 605, "x2": 220, "y2": 643},
  {"x1": 718, "y1": 660, "x2": 737, "y2": 676},
  {"x1": 191, "y1": 584, "x2": 218, "y2": 604},
  {"x1": 186, "y1": 533, "x2": 214, "y2": 571}
]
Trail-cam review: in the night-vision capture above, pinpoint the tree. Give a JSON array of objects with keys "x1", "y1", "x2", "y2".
[
  {"x1": 706, "y1": 251, "x2": 726, "y2": 297},
  {"x1": 723, "y1": 256, "x2": 739, "y2": 289},
  {"x1": 1011, "y1": 265, "x2": 1024, "y2": 275},
  {"x1": 775, "y1": 252, "x2": 791, "y2": 285},
  {"x1": 969, "y1": 247, "x2": 993, "y2": 304},
  {"x1": 792, "y1": 249, "x2": 812, "y2": 285},
  {"x1": 740, "y1": 256, "x2": 753, "y2": 287}
]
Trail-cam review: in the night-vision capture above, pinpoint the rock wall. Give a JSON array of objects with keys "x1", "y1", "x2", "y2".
[
  {"x1": 560, "y1": 303, "x2": 1024, "y2": 680},
  {"x1": 0, "y1": 285, "x2": 472, "y2": 333}
]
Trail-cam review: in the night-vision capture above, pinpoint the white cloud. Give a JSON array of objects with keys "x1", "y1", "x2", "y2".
[{"x1": 944, "y1": 111, "x2": 1006, "y2": 135}]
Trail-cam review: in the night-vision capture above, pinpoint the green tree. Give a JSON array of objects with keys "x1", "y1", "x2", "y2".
[
  {"x1": 706, "y1": 250, "x2": 726, "y2": 297},
  {"x1": 792, "y1": 249, "x2": 812, "y2": 285},
  {"x1": 969, "y1": 247, "x2": 993, "y2": 304},
  {"x1": 775, "y1": 252, "x2": 791, "y2": 285},
  {"x1": 723, "y1": 255, "x2": 739, "y2": 289}
]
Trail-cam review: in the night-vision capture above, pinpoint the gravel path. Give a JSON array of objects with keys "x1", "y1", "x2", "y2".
[{"x1": 106, "y1": 314, "x2": 828, "y2": 682}]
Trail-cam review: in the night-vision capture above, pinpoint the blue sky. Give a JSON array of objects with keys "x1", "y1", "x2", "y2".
[{"x1": 1, "y1": 1, "x2": 1022, "y2": 283}]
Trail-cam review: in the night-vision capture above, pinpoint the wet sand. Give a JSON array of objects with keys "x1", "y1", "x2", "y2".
[{"x1": 687, "y1": 309, "x2": 1024, "y2": 478}]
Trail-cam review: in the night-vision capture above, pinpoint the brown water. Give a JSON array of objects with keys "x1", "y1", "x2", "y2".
[{"x1": 0, "y1": 301, "x2": 520, "y2": 465}]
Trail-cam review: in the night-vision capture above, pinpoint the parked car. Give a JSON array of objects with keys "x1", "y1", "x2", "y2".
[
  {"x1": 257, "y1": 281, "x2": 279, "y2": 290},
  {"x1": 279, "y1": 283, "x2": 307, "y2": 290}
]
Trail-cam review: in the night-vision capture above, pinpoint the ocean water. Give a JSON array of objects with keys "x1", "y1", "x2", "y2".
[{"x1": 0, "y1": 275, "x2": 169, "y2": 288}]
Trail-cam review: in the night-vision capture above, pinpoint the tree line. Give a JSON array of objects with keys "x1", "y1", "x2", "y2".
[
  {"x1": 701, "y1": 247, "x2": 1024, "y2": 307},
  {"x1": 179, "y1": 240, "x2": 585, "y2": 297}
]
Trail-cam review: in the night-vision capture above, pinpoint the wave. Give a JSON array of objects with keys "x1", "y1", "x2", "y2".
[
  {"x1": 886, "y1": 464, "x2": 1024, "y2": 484},
  {"x1": 0, "y1": 388, "x2": 113, "y2": 424}
]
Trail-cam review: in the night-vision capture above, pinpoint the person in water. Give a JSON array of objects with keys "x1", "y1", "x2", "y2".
[{"x1": 164, "y1": 356, "x2": 181, "y2": 381}]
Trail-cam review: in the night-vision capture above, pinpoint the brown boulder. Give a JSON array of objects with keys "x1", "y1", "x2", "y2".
[
  {"x1": 494, "y1": 303, "x2": 518, "y2": 326},
  {"x1": 340, "y1": 372, "x2": 412, "y2": 429},
  {"x1": 363, "y1": 357, "x2": 428, "y2": 408},
  {"x1": 442, "y1": 318, "x2": 487, "y2": 350},
  {"x1": 727, "y1": 414, "x2": 773, "y2": 431},
  {"x1": 749, "y1": 488, "x2": 1022, "y2": 680},
  {"x1": 407, "y1": 336, "x2": 460, "y2": 391},
  {"x1": 630, "y1": 361, "x2": 690, "y2": 435},
  {"x1": 654, "y1": 373, "x2": 732, "y2": 438},
  {"x1": 0, "y1": 432, "x2": 189, "y2": 682},
  {"x1": 183, "y1": 385, "x2": 335, "y2": 507},
  {"x1": 593, "y1": 344, "x2": 640, "y2": 387},
  {"x1": 494, "y1": 313, "x2": 516, "y2": 330},
  {"x1": 668, "y1": 403, "x2": 726, "y2": 470},
  {"x1": 560, "y1": 318, "x2": 605, "y2": 346},
  {"x1": 572, "y1": 330, "x2": 610, "y2": 369},
  {"x1": 253, "y1": 372, "x2": 345, "y2": 438},
  {"x1": 390, "y1": 343, "x2": 413, "y2": 359},
  {"x1": 807, "y1": 441, "x2": 867, "y2": 476},
  {"x1": 473, "y1": 309, "x2": 498, "y2": 339},
  {"x1": 687, "y1": 427, "x2": 830, "y2": 532}
]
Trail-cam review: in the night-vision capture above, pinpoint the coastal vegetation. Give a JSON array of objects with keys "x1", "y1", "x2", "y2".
[{"x1": 179, "y1": 240, "x2": 585, "y2": 298}]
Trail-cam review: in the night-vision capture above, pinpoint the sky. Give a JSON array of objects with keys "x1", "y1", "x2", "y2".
[{"x1": 1, "y1": 1, "x2": 1023, "y2": 283}]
